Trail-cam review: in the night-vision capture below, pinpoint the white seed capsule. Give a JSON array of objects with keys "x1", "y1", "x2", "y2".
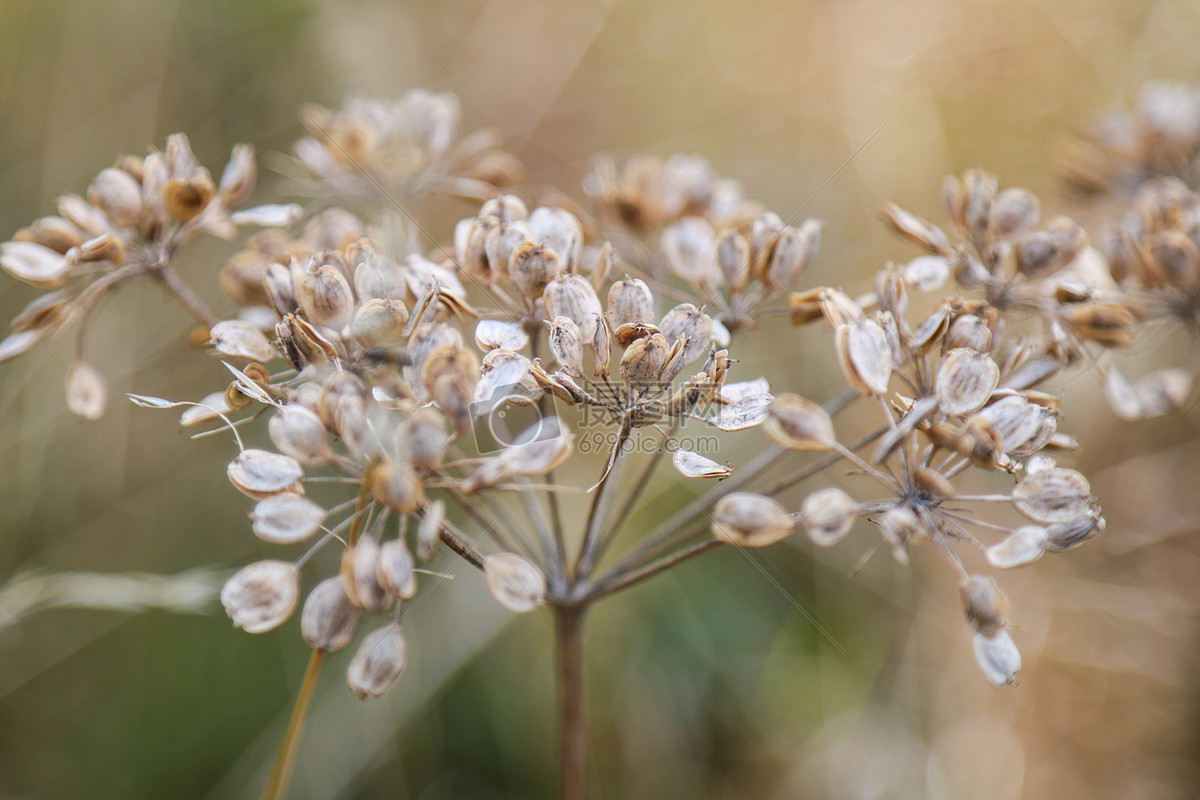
[
  {"x1": 548, "y1": 316, "x2": 585, "y2": 378},
  {"x1": 878, "y1": 506, "x2": 922, "y2": 565},
  {"x1": 378, "y1": 538, "x2": 417, "y2": 599},
  {"x1": 529, "y1": 206, "x2": 582, "y2": 272},
  {"x1": 710, "y1": 392, "x2": 773, "y2": 431},
  {"x1": 341, "y1": 536, "x2": 392, "y2": 613},
  {"x1": 936, "y1": 348, "x2": 999, "y2": 416},
  {"x1": 294, "y1": 256, "x2": 354, "y2": 330},
  {"x1": 801, "y1": 488, "x2": 857, "y2": 546},
  {"x1": 417, "y1": 499, "x2": 445, "y2": 561},
  {"x1": 986, "y1": 525, "x2": 1048, "y2": 568},
  {"x1": 508, "y1": 240, "x2": 561, "y2": 299},
  {"x1": 765, "y1": 393, "x2": 835, "y2": 450},
  {"x1": 903, "y1": 255, "x2": 950, "y2": 291},
  {"x1": 1045, "y1": 512, "x2": 1104, "y2": 552},
  {"x1": 396, "y1": 407, "x2": 450, "y2": 471},
  {"x1": 209, "y1": 320, "x2": 277, "y2": 362},
  {"x1": 269, "y1": 405, "x2": 334, "y2": 466},
  {"x1": 220, "y1": 560, "x2": 299, "y2": 633},
  {"x1": 607, "y1": 277, "x2": 655, "y2": 327},
  {"x1": 483, "y1": 553, "x2": 547, "y2": 612},
  {"x1": 672, "y1": 448, "x2": 731, "y2": 479},
  {"x1": 350, "y1": 298, "x2": 408, "y2": 347},
  {"x1": 944, "y1": 314, "x2": 992, "y2": 353},
  {"x1": 474, "y1": 319, "x2": 529, "y2": 351},
  {"x1": 250, "y1": 492, "x2": 326, "y2": 544},
  {"x1": 347, "y1": 625, "x2": 408, "y2": 700},
  {"x1": 371, "y1": 459, "x2": 424, "y2": 514},
  {"x1": 1012, "y1": 467, "x2": 1092, "y2": 524},
  {"x1": 659, "y1": 303, "x2": 713, "y2": 368},
  {"x1": 485, "y1": 219, "x2": 534, "y2": 282},
  {"x1": 88, "y1": 167, "x2": 144, "y2": 227},
  {"x1": 959, "y1": 575, "x2": 1010, "y2": 637},
  {"x1": 227, "y1": 449, "x2": 304, "y2": 499},
  {"x1": 544, "y1": 273, "x2": 602, "y2": 341},
  {"x1": 65, "y1": 361, "x2": 108, "y2": 420},
  {"x1": 763, "y1": 219, "x2": 820, "y2": 291},
  {"x1": 620, "y1": 332, "x2": 670, "y2": 391},
  {"x1": 711, "y1": 492, "x2": 794, "y2": 547},
  {"x1": 662, "y1": 216, "x2": 719, "y2": 287},
  {"x1": 0, "y1": 241, "x2": 70, "y2": 287},
  {"x1": 301, "y1": 577, "x2": 360, "y2": 652},
  {"x1": 973, "y1": 629, "x2": 1021, "y2": 688},
  {"x1": 715, "y1": 228, "x2": 751, "y2": 293},
  {"x1": 835, "y1": 317, "x2": 892, "y2": 396},
  {"x1": 500, "y1": 424, "x2": 575, "y2": 475}
]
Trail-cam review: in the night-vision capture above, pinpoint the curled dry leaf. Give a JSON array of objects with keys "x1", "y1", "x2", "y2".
[{"x1": 484, "y1": 552, "x2": 547, "y2": 612}]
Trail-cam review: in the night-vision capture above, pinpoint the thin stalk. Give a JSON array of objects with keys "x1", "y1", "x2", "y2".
[
  {"x1": 261, "y1": 648, "x2": 325, "y2": 800},
  {"x1": 154, "y1": 263, "x2": 220, "y2": 328},
  {"x1": 554, "y1": 604, "x2": 588, "y2": 800},
  {"x1": 574, "y1": 426, "x2": 631, "y2": 578},
  {"x1": 586, "y1": 538, "x2": 722, "y2": 600}
]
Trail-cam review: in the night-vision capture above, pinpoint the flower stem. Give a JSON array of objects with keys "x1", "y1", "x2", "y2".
[
  {"x1": 554, "y1": 603, "x2": 589, "y2": 800},
  {"x1": 262, "y1": 648, "x2": 325, "y2": 800}
]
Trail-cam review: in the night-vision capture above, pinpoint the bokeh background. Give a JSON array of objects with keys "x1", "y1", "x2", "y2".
[{"x1": 3, "y1": 0, "x2": 1200, "y2": 798}]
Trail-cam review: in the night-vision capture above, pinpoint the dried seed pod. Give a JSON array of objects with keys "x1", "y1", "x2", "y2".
[
  {"x1": 709, "y1": 392, "x2": 773, "y2": 431},
  {"x1": 818, "y1": 288, "x2": 864, "y2": 328},
  {"x1": 936, "y1": 348, "x2": 999, "y2": 416},
  {"x1": 763, "y1": 219, "x2": 820, "y2": 290},
  {"x1": 607, "y1": 276, "x2": 656, "y2": 327},
  {"x1": 765, "y1": 393, "x2": 835, "y2": 450},
  {"x1": 0, "y1": 241, "x2": 70, "y2": 287},
  {"x1": 347, "y1": 625, "x2": 408, "y2": 700},
  {"x1": 836, "y1": 317, "x2": 892, "y2": 395},
  {"x1": 501, "y1": 423, "x2": 575, "y2": 475},
  {"x1": 672, "y1": 448, "x2": 731, "y2": 479},
  {"x1": 544, "y1": 273, "x2": 602, "y2": 341},
  {"x1": 976, "y1": 396, "x2": 1041, "y2": 455},
  {"x1": 378, "y1": 538, "x2": 418, "y2": 599},
  {"x1": 65, "y1": 361, "x2": 108, "y2": 420},
  {"x1": 162, "y1": 174, "x2": 215, "y2": 222},
  {"x1": 548, "y1": 316, "x2": 585, "y2": 377},
  {"x1": 475, "y1": 319, "x2": 529, "y2": 352},
  {"x1": 1148, "y1": 230, "x2": 1200, "y2": 292},
  {"x1": 903, "y1": 255, "x2": 950, "y2": 291},
  {"x1": 1068, "y1": 302, "x2": 1136, "y2": 348},
  {"x1": 659, "y1": 303, "x2": 713, "y2": 367},
  {"x1": 88, "y1": 167, "x2": 144, "y2": 227},
  {"x1": 209, "y1": 320, "x2": 277, "y2": 363},
  {"x1": 341, "y1": 535, "x2": 392, "y2": 613},
  {"x1": 1133, "y1": 368, "x2": 1192, "y2": 418},
  {"x1": 962, "y1": 169, "x2": 997, "y2": 244},
  {"x1": 612, "y1": 321, "x2": 658, "y2": 348},
  {"x1": 294, "y1": 256, "x2": 355, "y2": 330},
  {"x1": 973, "y1": 629, "x2": 1021, "y2": 688},
  {"x1": 485, "y1": 219, "x2": 534, "y2": 282},
  {"x1": 268, "y1": 405, "x2": 333, "y2": 466},
  {"x1": 417, "y1": 500, "x2": 445, "y2": 561},
  {"x1": 371, "y1": 459, "x2": 424, "y2": 513},
  {"x1": 959, "y1": 574, "x2": 1010, "y2": 637},
  {"x1": 1012, "y1": 467, "x2": 1092, "y2": 524},
  {"x1": 991, "y1": 187, "x2": 1040, "y2": 239},
  {"x1": 620, "y1": 332, "x2": 669, "y2": 390},
  {"x1": 801, "y1": 488, "x2": 857, "y2": 546},
  {"x1": 662, "y1": 216, "x2": 719, "y2": 287},
  {"x1": 715, "y1": 228, "x2": 751, "y2": 293},
  {"x1": 592, "y1": 314, "x2": 612, "y2": 378},
  {"x1": 22, "y1": 215, "x2": 85, "y2": 253},
  {"x1": 747, "y1": 211, "x2": 784, "y2": 279},
  {"x1": 351, "y1": 298, "x2": 408, "y2": 347},
  {"x1": 483, "y1": 553, "x2": 547, "y2": 612},
  {"x1": 508, "y1": 240, "x2": 561, "y2": 299},
  {"x1": 227, "y1": 449, "x2": 304, "y2": 499},
  {"x1": 986, "y1": 526, "x2": 1048, "y2": 568},
  {"x1": 1045, "y1": 512, "x2": 1104, "y2": 552},
  {"x1": 913, "y1": 466, "x2": 955, "y2": 498},
  {"x1": 301, "y1": 577, "x2": 360, "y2": 652},
  {"x1": 880, "y1": 201, "x2": 952, "y2": 254},
  {"x1": 220, "y1": 560, "x2": 299, "y2": 634},
  {"x1": 711, "y1": 492, "x2": 794, "y2": 547},
  {"x1": 944, "y1": 314, "x2": 992, "y2": 353},
  {"x1": 878, "y1": 506, "x2": 922, "y2": 564},
  {"x1": 529, "y1": 206, "x2": 582, "y2": 272},
  {"x1": 250, "y1": 492, "x2": 326, "y2": 544}
]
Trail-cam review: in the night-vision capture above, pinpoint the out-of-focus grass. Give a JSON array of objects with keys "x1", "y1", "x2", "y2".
[{"x1": 2, "y1": 0, "x2": 1200, "y2": 798}]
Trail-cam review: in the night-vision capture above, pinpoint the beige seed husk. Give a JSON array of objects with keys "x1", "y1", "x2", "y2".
[
  {"x1": 347, "y1": 625, "x2": 408, "y2": 700},
  {"x1": 417, "y1": 499, "x2": 445, "y2": 561},
  {"x1": 836, "y1": 317, "x2": 892, "y2": 395},
  {"x1": 529, "y1": 206, "x2": 582, "y2": 272},
  {"x1": 544, "y1": 273, "x2": 602, "y2": 341},
  {"x1": 764, "y1": 393, "x2": 834, "y2": 450},
  {"x1": 269, "y1": 405, "x2": 334, "y2": 465},
  {"x1": 65, "y1": 361, "x2": 108, "y2": 420},
  {"x1": 220, "y1": 560, "x2": 299, "y2": 634},
  {"x1": 711, "y1": 492, "x2": 794, "y2": 547},
  {"x1": 227, "y1": 449, "x2": 304, "y2": 499},
  {"x1": 0, "y1": 241, "x2": 70, "y2": 287},
  {"x1": 607, "y1": 277, "x2": 656, "y2": 327},
  {"x1": 709, "y1": 393, "x2": 773, "y2": 431},
  {"x1": 473, "y1": 350, "x2": 532, "y2": 416},
  {"x1": 509, "y1": 240, "x2": 561, "y2": 299},
  {"x1": 671, "y1": 448, "x2": 731, "y2": 479},
  {"x1": 936, "y1": 348, "x2": 999, "y2": 416},
  {"x1": 88, "y1": 167, "x2": 144, "y2": 227},
  {"x1": 251, "y1": 492, "x2": 326, "y2": 544},
  {"x1": 763, "y1": 219, "x2": 820, "y2": 291},
  {"x1": 620, "y1": 332, "x2": 669, "y2": 391},
  {"x1": 501, "y1": 424, "x2": 575, "y2": 475},
  {"x1": 301, "y1": 577, "x2": 360, "y2": 652},
  {"x1": 548, "y1": 316, "x2": 585, "y2": 378},
  {"x1": 484, "y1": 552, "x2": 547, "y2": 612},
  {"x1": 878, "y1": 506, "x2": 921, "y2": 565},
  {"x1": 378, "y1": 538, "x2": 418, "y2": 599},
  {"x1": 1012, "y1": 467, "x2": 1092, "y2": 524},
  {"x1": 658, "y1": 303, "x2": 713, "y2": 367},
  {"x1": 903, "y1": 255, "x2": 950, "y2": 291},
  {"x1": 976, "y1": 396, "x2": 1040, "y2": 455},
  {"x1": 959, "y1": 574, "x2": 1011, "y2": 637},
  {"x1": 880, "y1": 201, "x2": 952, "y2": 254},
  {"x1": 341, "y1": 536, "x2": 392, "y2": 613},
  {"x1": 662, "y1": 216, "x2": 719, "y2": 287},
  {"x1": 294, "y1": 258, "x2": 355, "y2": 330},
  {"x1": 474, "y1": 318, "x2": 529, "y2": 351},
  {"x1": 973, "y1": 629, "x2": 1021, "y2": 688},
  {"x1": 801, "y1": 488, "x2": 857, "y2": 546},
  {"x1": 371, "y1": 459, "x2": 424, "y2": 514},
  {"x1": 1045, "y1": 513, "x2": 1104, "y2": 552},
  {"x1": 986, "y1": 526, "x2": 1048, "y2": 568}
]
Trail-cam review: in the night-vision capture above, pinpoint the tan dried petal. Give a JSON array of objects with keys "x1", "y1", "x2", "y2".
[
  {"x1": 671, "y1": 448, "x2": 731, "y2": 479},
  {"x1": 985, "y1": 526, "x2": 1048, "y2": 569},
  {"x1": 836, "y1": 317, "x2": 892, "y2": 395},
  {"x1": 973, "y1": 629, "x2": 1021, "y2": 688},
  {"x1": 65, "y1": 361, "x2": 108, "y2": 420},
  {"x1": 220, "y1": 560, "x2": 299, "y2": 634},
  {"x1": 801, "y1": 488, "x2": 857, "y2": 546},
  {"x1": 1012, "y1": 467, "x2": 1092, "y2": 524},
  {"x1": 764, "y1": 393, "x2": 834, "y2": 450},
  {"x1": 227, "y1": 449, "x2": 304, "y2": 499},
  {"x1": 711, "y1": 492, "x2": 793, "y2": 547},
  {"x1": 484, "y1": 552, "x2": 547, "y2": 612},
  {"x1": 301, "y1": 577, "x2": 359, "y2": 652},
  {"x1": 250, "y1": 492, "x2": 326, "y2": 544},
  {"x1": 936, "y1": 348, "x2": 999, "y2": 416},
  {"x1": 347, "y1": 625, "x2": 408, "y2": 700}
]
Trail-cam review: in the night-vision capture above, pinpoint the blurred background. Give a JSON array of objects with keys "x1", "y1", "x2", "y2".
[{"x1": 3, "y1": 0, "x2": 1200, "y2": 797}]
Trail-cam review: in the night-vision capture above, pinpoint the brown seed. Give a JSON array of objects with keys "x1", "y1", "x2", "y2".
[
  {"x1": 711, "y1": 492, "x2": 794, "y2": 547},
  {"x1": 294, "y1": 256, "x2": 355, "y2": 330},
  {"x1": 371, "y1": 459, "x2": 424, "y2": 513},
  {"x1": 162, "y1": 175, "x2": 215, "y2": 222}
]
